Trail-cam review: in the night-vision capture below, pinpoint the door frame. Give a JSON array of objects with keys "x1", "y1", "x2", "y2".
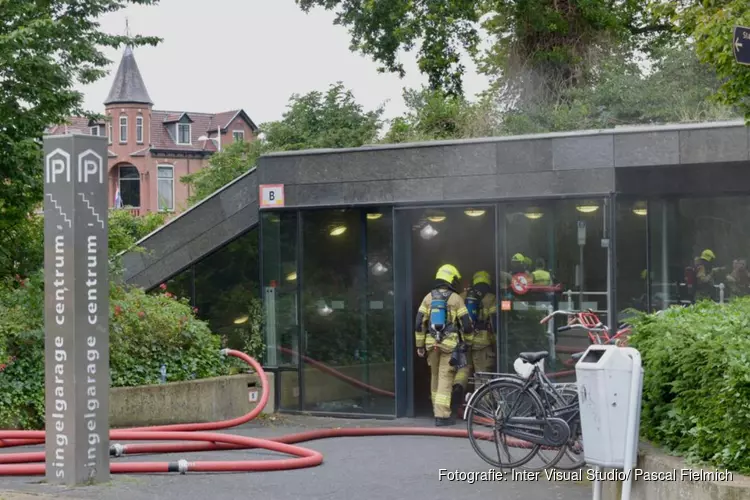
[{"x1": 393, "y1": 203, "x2": 498, "y2": 418}]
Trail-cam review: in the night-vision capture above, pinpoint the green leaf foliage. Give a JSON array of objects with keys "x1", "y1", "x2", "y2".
[
  {"x1": 182, "y1": 82, "x2": 384, "y2": 206},
  {"x1": 262, "y1": 82, "x2": 384, "y2": 151},
  {"x1": 181, "y1": 140, "x2": 266, "y2": 207},
  {"x1": 627, "y1": 299, "x2": 750, "y2": 473},
  {"x1": 296, "y1": 1, "x2": 480, "y2": 96},
  {"x1": 0, "y1": 0, "x2": 161, "y2": 238},
  {"x1": 0, "y1": 271, "x2": 230, "y2": 430},
  {"x1": 0, "y1": 209, "x2": 166, "y2": 281}
]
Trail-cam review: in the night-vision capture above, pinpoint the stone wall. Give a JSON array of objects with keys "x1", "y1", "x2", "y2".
[
  {"x1": 109, "y1": 372, "x2": 274, "y2": 428},
  {"x1": 602, "y1": 442, "x2": 750, "y2": 500}
]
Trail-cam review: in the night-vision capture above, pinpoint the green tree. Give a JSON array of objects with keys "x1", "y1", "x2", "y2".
[
  {"x1": 181, "y1": 140, "x2": 266, "y2": 206},
  {"x1": 0, "y1": 0, "x2": 161, "y2": 236},
  {"x1": 670, "y1": 0, "x2": 750, "y2": 118},
  {"x1": 500, "y1": 44, "x2": 738, "y2": 135},
  {"x1": 182, "y1": 82, "x2": 384, "y2": 206},
  {"x1": 294, "y1": 0, "x2": 669, "y2": 99},
  {"x1": 382, "y1": 87, "x2": 500, "y2": 143},
  {"x1": 263, "y1": 82, "x2": 384, "y2": 151}
]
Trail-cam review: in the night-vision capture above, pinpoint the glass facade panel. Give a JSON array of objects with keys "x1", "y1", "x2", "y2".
[
  {"x1": 649, "y1": 196, "x2": 750, "y2": 308},
  {"x1": 498, "y1": 199, "x2": 608, "y2": 376},
  {"x1": 298, "y1": 208, "x2": 395, "y2": 415},
  {"x1": 616, "y1": 199, "x2": 649, "y2": 314},
  {"x1": 260, "y1": 211, "x2": 299, "y2": 411},
  {"x1": 193, "y1": 230, "x2": 260, "y2": 353}
]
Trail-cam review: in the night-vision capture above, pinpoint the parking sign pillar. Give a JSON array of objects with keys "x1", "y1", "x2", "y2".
[{"x1": 43, "y1": 134, "x2": 110, "y2": 485}]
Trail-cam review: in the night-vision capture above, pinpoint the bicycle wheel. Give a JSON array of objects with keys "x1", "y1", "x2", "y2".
[
  {"x1": 551, "y1": 386, "x2": 585, "y2": 470},
  {"x1": 466, "y1": 378, "x2": 546, "y2": 469}
]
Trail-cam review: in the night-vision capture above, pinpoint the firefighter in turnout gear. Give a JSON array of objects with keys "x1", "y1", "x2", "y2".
[
  {"x1": 415, "y1": 264, "x2": 474, "y2": 426},
  {"x1": 461, "y1": 271, "x2": 497, "y2": 375}
]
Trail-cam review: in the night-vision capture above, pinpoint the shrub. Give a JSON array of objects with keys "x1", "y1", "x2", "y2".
[
  {"x1": 627, "y1": 299, "x2": 750, "y2": 474},
  {"x1": 0, "y1": 271, "x2": 230, "y2": 429}
]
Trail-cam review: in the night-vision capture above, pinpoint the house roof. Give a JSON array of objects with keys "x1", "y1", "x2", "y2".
[
  {"x1": 103, "y1": 46, "x2": 153, "y2": 106},
  {"x1": 45, "y1": 117, "x2": 104, "y2": 135}
]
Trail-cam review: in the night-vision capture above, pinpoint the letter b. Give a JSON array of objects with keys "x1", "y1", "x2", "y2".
[{"x1": 269, "y1": 190, "x2": 275, "y2": 201}]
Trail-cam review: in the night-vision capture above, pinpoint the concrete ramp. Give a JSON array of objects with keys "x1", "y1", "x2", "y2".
[{"x1": 121, "y1": 167, "x2": 258, "y2": 289}]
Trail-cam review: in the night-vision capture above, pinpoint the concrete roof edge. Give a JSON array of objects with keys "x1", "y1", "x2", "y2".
[
  {"x1": 117, "y1": 166, "x2": 257, "y2": 257},
  {"x1": 260, "y1": 120, "x2": 748, "y2": 159}
]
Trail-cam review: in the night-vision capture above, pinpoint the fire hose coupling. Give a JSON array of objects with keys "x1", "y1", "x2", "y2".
[
  {"x1": 167, "y1": 459, "x2": 190, "y2": 474},
  {"x1": 109, "y1": 443, "x2": 125, "y2": 457},
  {"x1": 219, "y1": 348, "x2": 230, "y2": 356}
]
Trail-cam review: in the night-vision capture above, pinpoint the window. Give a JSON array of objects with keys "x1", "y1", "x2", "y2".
[
  {"x1": 157, "y1": 165, "x2": 174, "y2": 211},
  {"x1": 90, "y1": 126, "x2": 99, "y2": 136},
  {"x1": 177, "y1": 123, "x2": 191, "y2": 145},
  {"x1": 232, "y1": 130, "x2": 244, "y2": 142},
  {"x1": 136, "y1": 116, "x2": 143, "y2": 143},
  {"x1": 193, "y1": 230, "x2": 260, "y2": 351},
  {"x1": 119, "y1": 116, "x2": 128, "y2": 143},
  {"x1": 118, "y1": 165, "x2": 140, "y2": 208},
  {"x1": 108, "y1": 124, "x2": 112, "y2": 145}
]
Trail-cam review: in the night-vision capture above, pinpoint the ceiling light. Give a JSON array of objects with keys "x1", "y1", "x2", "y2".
[
  {"x1": 420, "y1": 224, "x2": 439, "y2": 240},
  {"x1": 576, "y1": 204, "x2": 599, "y2": 213},
  {"x1": 427, "y1": 215, "x2": 446, "y2": 223},
  {"x1": 233, "y1": 315, "x2": 249, "y2": 325},
  {"x1": 632, "y1": 202, "x2": 647, "y2": 216},
  {"x1": 285, "y1": 271, "x2": 297, "y2": 281},
  {"x1": 329, "y1": 225, "x2": 347, "y2": 236},
  {"x1": 524, "y1": 212, "x2": 544, "y2": 220},
  {"x1": 367, "y1": 213, "x2": 383, "y2": 220},
  {"x1": 317, "y1": 301, "x2": 333, "y2": 316},
  {"x1": 371, "y1": 262, "x2": 389, "y2": 276},
  {"x1": 464, "y1": 209, "x2": 486, "y2": 217}
]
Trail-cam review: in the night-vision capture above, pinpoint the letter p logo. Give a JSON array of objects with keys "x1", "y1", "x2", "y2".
[
  {"x1": 78, "y1": 149, "x2": 103, "y2": 184},
  {"x1": 45, "y1": 149, "x2": 71, "y2": 184}
]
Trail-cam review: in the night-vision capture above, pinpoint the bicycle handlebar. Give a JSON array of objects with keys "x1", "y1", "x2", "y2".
[{"x1": 540, "y1": 310, "x2": 577, "y2": 324}]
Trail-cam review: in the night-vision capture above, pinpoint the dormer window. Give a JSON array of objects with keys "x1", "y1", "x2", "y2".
[
  {"x1": 90, "y1": 126, "x2": 99, "y2": 136},
  {"x1": 177, "y1": 123, "x2": 191, "y2": 145}
]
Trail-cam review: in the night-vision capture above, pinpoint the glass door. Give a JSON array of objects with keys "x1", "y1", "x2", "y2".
[{"x1": 497, "y1": 198, "x2": 612, "y2": 380}]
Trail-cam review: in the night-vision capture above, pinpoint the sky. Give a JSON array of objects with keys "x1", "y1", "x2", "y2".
[{"x1": 78, "y1": 0, "x2": 490, "y2": 126}]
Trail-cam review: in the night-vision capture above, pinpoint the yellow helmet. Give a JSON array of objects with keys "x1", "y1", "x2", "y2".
[
  {"x1": 511, "y1": 253, "x2": 525, "y2": 263},
  {"x1": 700, "y1": 249, "x2": 715, "y2": 262},
  {"x1": 435, "y1": 264, "x2": 461, "y2": 283},
  {"x1": 473, "y1": 270, "x2": 491, "y2": 287}
]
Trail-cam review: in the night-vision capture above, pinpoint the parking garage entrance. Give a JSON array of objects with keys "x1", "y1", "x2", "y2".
[{"x1": 394, "y1": 200, "x2": 613, "y2": 418}]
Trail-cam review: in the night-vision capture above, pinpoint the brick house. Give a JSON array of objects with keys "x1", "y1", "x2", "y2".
[{"x1": 46, "y1": 46, "x2": 259, "y2": 215}]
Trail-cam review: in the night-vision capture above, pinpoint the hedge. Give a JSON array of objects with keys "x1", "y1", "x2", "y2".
[
  {"x1": 0, "y1": 271, "x2": 234, "y2": 429},
  {"x1": 627, "y1": 298, "x2": 750, "y2": 474}
]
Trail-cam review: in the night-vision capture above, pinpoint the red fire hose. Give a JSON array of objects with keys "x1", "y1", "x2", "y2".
[{"x1": 0, "y1": 349, "x2": 538, "y2": 477}]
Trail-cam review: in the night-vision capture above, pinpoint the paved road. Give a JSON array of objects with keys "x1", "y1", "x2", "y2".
[{"x1": 1, "y1": 416, "x2": 589, "y2": 500}]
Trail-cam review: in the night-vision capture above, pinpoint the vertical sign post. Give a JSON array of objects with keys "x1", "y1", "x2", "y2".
[{"x1": 43, "y1": 134, "x2": 110, "y2": 485}]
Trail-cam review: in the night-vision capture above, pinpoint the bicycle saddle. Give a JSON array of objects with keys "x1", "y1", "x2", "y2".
[{"x1": 519, "y1": 351, "x2": 549, "y2": 364}]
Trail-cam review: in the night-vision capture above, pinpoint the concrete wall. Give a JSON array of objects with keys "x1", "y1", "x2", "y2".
[
  {"x1": 109, "y1": 372, "x2": 274, "y2": 428},
  {"x1": 279, "y1": 363, "x2": 395, "y2": 410},
  {"x1": 602, "y1": 442, "x2": 750, "y2": 500},
  {"x1": 257, "y1": 121, "x2": 749, "y2": 208},
  {"x1": 121, "y1": 167, "x2": 259, "y2": 288}
]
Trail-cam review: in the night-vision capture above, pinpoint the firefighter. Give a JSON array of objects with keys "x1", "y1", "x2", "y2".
[
  {"x1": 415, "y1": 264, "x2": 473, "y2": 426},
  {"x1": 462, "y1": 271, "x2": 497, "y2": 375},
  {"x1": 694, "y1": 249, "x2": 724, "y2": 300},
  {"x1": 531, "y1": 258, "x2": 552, "y2": 286}
]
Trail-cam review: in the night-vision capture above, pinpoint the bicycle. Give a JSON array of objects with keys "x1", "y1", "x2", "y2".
[
  {"x1": 541, "y1": 308, "x2": 632, "y2": 346},
  {"x1": 464, "y1": 351, "x2": 584, "y2": 471}
]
